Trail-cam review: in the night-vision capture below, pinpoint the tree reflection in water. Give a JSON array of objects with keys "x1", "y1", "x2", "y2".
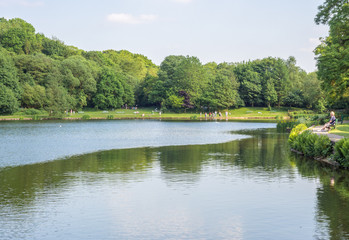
[{"x1": 0, "y1": 129, "x2": 349, "y2": 239}]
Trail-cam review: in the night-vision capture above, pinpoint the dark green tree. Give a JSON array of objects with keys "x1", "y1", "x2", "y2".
[
  {"x1": 93, "y1": 68, "x2": 125, "y2": 109},
  {"x1": 235, "y1": 63, "x2": 262, "y2": 107},
  {"x1": 315, "y1": 1, "x2": 349, "y2": 107},
  {"x1": 0, "y1": 18, "x2": 38, "y2": 54},
  {"x1": 0, "y1": 47, "x2": 21, "y2": 99},
  {"x1": 0, "y1": 84, "x2": 19, "y2": 114},
  {"x1": 201, "y1": 63, "x2": 241, "y2": 110}
]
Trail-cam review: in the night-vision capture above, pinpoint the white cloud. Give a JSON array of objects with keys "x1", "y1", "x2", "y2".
[
  {"x1": 107, "y1": 13, "x2": 158, "y2": 24},
  {"x1": 0, "y1": 0, "x2": 44, "y2": 7}
]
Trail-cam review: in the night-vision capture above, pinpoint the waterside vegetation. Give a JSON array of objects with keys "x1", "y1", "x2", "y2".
[{"x1": 287, "y1": 122, "x2": 349, "y2": 168}]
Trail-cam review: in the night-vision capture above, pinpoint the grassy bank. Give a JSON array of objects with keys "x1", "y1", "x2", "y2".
[
  {"x1": 330, "y1": 124, "x2": 349, "y2": 138},
  {"x1": 0, "y1": 107, "x2": 292, "y2": 121}
]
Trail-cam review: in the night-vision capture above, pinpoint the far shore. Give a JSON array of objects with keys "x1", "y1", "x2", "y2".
[
  {"x1": 0, "y1": 116, "x2": 290, "y2": 121},
  {"x1": 0, "y1": 107, "x2": 303, "y2": 122}
]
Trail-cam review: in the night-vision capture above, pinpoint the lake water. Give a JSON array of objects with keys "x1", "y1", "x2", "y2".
[{"x1": 0, "y1": 120, "x2": 349, "y2": 240}]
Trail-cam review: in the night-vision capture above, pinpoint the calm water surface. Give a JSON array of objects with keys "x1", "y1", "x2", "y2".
[{"x1": 0, "y1": 120, "x2": 349, "y2": 240}]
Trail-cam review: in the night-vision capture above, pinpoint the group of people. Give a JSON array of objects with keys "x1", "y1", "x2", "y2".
[{"x1": 202, "y1": 111, "x2": 229, "y2": 119}]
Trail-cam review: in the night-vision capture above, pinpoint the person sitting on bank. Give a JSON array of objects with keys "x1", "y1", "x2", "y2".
[{"x1": 322, "y1": 111, "x2": 336, "y2": 131}]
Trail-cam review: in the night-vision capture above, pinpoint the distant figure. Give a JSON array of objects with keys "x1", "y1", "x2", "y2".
[
  {"x1": 322, "y1": 111, "x2": 336, "y2": 131},
  {"x1": 330, "y1": 177, "x2": 335, "y2": 187}
]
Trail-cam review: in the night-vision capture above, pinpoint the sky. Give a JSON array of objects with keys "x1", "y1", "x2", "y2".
[{"x1": 0, "y1": 0, "x2": 329, "y2": 72}]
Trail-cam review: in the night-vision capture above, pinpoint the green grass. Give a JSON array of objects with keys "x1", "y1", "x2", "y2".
[
  {"x1": 0, "y1": 106, "x2": 291, "y2": 121},
  {"x1": 330, "y1": 124, "x2": 349, "y2": 138},
  {"x1": 227, "y1": 107, "x2": 289, "y2": 118}
]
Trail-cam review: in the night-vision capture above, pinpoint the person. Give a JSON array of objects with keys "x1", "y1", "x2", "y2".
[{"x1": 322, "y1": 111, "x2": 336, "y2": 131}]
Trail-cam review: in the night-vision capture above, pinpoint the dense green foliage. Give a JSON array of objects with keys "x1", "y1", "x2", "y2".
[
  {"x1": 0, "y1": 17, "x2": 324, "y2": 114},
  {"x1": 288, "y1": 124, "x2": 308, "y2": 146},
  {"x1": 289, "y1": 128, "x2": 332, "y2": 158},
  {"x1": 334, "y1": 138, "x2": 349, "y2": 167},
  {"x1": 315, "y1": 0, "x2": 349, "y2": 109}
]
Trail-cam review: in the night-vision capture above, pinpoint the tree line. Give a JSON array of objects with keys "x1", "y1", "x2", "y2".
[{"x1": 0, "y1": 17, "x2": 325, "y2": 115}]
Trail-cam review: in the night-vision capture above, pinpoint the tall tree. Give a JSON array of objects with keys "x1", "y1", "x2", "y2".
[
  {"x1": 0, "y1": 47, "x2": 21, "y2": 100},
  {"x1": 315, "y1": 1, "x2": 349, "y2": 107},
  {"x1": 93, "y1": 68, "x2": 125, "y2": 110},
  {"x1": 0, "y1": 84, "x2": 19, "y2": 114},
  {"x1": 235, "y1": 63, "x2": 262, "y2": 107},
  {"x1": 60, "y1": 55, "x2": 97, "y2": 109},
  {"x1": 0, "y1": 18, "x2": 38, "y2": 54}
]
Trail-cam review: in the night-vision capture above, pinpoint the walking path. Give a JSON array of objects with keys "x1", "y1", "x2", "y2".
[{"x1": 310, "y1": 125, "x2": 345, "y2": 143}]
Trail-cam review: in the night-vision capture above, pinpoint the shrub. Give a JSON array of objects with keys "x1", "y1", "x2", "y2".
[
  {"x1": 190, "y1": 115, "x2": 197, "y2": 120},
  {"x1": 291, "y1": 130, "x2": 332, "y2": 158},
  {"x1": 334, "y1": 138, "x2": 349, "y2": 167},
  {"x1": 292, "y1": 130, "x2": 314, "y2": 156},
  {"x1": 288, "y1": 123, "x2": 308, "y2": 146},
  {"x1": 275, "y1": 115, "x2": 282, "y2": 120},
  {"x1": 107, "y1": 115, "x2": 114, "y2": 120},
  {"x1": 31, "y1": 115, "x2": 41, "y2": 120},
  {"x1": 314, "y1": 135, "x2": 332, "y2": 158},
  {"x1": 81, "y1": 115, "x2": 91, "y2": 120},
  {"x1": 24, "y1": 108, "x2": 42, "y2": 115}
]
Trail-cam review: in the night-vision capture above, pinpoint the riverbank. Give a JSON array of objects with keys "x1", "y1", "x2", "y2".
[
  {"x1": 289, "y1": 123, "x2": 349, "y2": 168},
  {"x1": 0, "y1": 107, "x2": 293, "y2": 122}
]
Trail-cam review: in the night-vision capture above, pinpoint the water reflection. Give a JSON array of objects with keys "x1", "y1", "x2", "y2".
[
  {"x1": 1, "y1": 129, "x2": 349, "y2": 239},
  {"x1": 293, "y1": 155, "x2": 349, "y2": 239}
]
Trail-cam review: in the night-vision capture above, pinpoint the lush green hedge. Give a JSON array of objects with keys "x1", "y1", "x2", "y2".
[
  {"x1": 289, "y1": 123, "x2": 349, "y2": 167},
  {"x1": 334, "y1": 138, "x2": 349, "y2": 167},
  {"x1": 288, "y1": 124, "x2": 308, "y2": 145},
  {"x1": 289, "y1": 124, "x2": 332, "y2": 158}
]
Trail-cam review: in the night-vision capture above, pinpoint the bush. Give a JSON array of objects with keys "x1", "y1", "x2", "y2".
[
  {"x1": 334, "y1": 138, "x2": 349, "y2": 167},
  {"x1": 24, "y1": 108, "x2": 43, "y2": 115},
  {"x1": 31, "y1": 115, "x2": 41, "y2": 120},
  {"x1": 314, "y1": 135, "x2": 332, "y2": 158},
  {"x1": 81, "y1": 115, "x2": 91, "y2": 120},
  {"x1": 291, "y1": 130, "x2": 332, "y2": 158},
  {"x1": 292, "y1": 130, "x2": 314, "y2": 156},
  {"x1": 107, "y1": 115, "x2": 114, "y2": 120},
  {"x1": 190, "y1": 115, "x2": 197, "y2": 120},
  {"x1": 288, "y1": 123, "x2": 308, "y2": 146}
]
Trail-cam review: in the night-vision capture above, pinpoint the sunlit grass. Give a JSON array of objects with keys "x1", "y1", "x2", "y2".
[{"x1": 330, "y1": 124, "x2": 349, "y2": 138}]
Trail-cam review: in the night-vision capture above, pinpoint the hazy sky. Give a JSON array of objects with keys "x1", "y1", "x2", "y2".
[{"x1": 1, "y1": 0, "x2": 328, "y2": 72}]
